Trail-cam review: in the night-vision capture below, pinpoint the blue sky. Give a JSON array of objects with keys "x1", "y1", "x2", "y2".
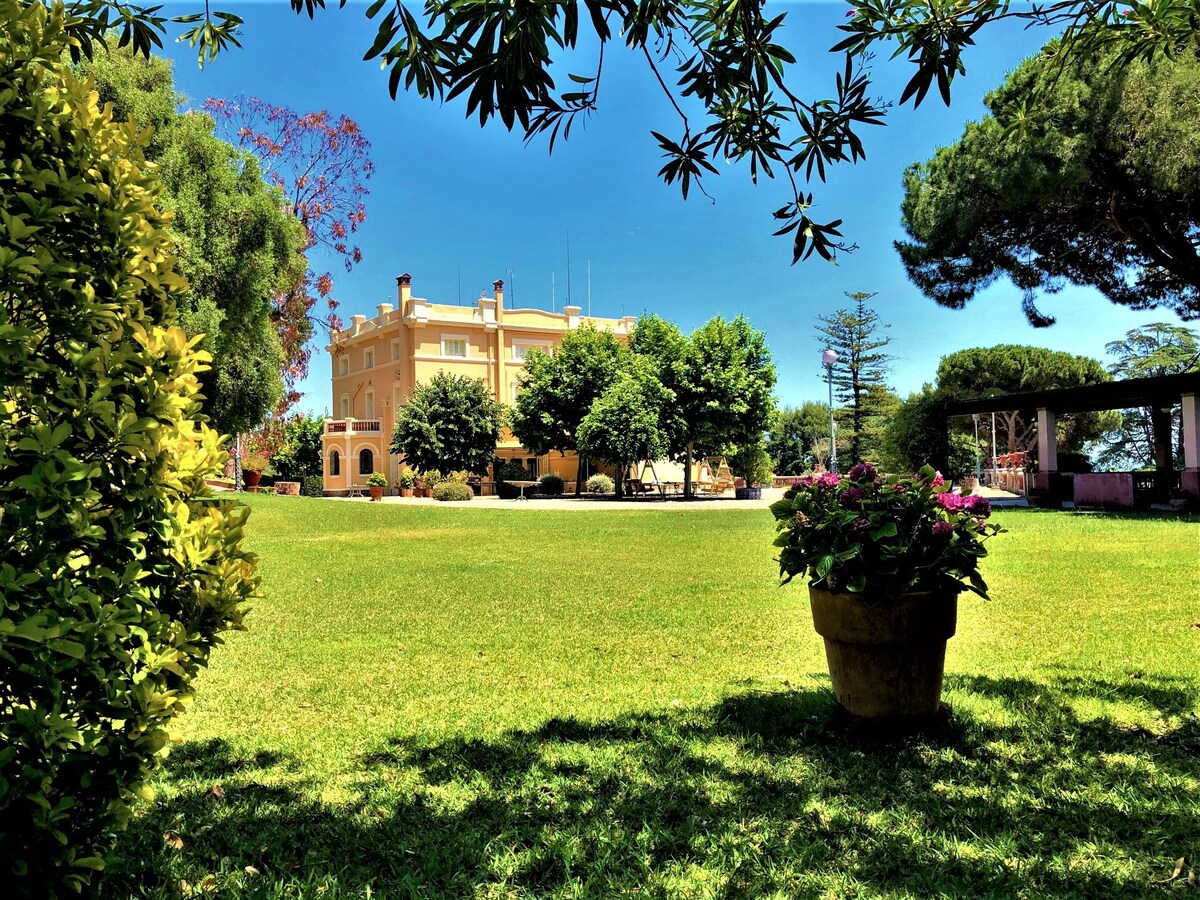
[{"x1": 155, "y1": 0, "x2": 1191, "y2": 417}]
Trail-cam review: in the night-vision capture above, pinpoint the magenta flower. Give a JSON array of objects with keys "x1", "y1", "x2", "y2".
[
  {"x1": 839, "y1": 487, "x2": 865, "y2": 506},
  {"x1": 818, "y1": 472, "x2": 842, "y2": 489},
  {"x1": 932, "y1": 472, "x2": 945, "y2": 487},
  {"x1": 848, "y1": 461, "x2": 877, "y2": 483},
  {"x1": 932, "y1": 521, "x2": 954, "y2": 536}
]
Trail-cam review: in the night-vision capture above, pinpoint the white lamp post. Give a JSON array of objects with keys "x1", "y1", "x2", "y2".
[{"x1": 822, "y1": 349, "x2": 838, "y2": 473}]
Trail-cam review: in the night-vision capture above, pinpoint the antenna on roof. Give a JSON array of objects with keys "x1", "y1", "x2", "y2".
[{"x1": 507, "y1": 268, "x2": 515, "y2": 306}]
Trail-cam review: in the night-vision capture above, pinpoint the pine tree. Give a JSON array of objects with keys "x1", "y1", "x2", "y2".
[{"x1": 815, "y1": 293, "x2": 894, "y2": 466}]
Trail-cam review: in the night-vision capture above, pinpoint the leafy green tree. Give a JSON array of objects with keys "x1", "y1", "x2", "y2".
[
  {"x1": 510, "y1": 324, "x2": 626, "y2": 495},
  {"x1": 83, "y1": 47, "x2": 307, "y2": 435},
  {"x1": 881, "y1": 385, "x2": 951, "y2": 476},
  {"x1": 269, "y1": 415, "x2": 325, "y2": 482},
  {"x1": 899, "y1": 40, "x2": 1200, "y2": 326},
  {"x1": 0, "y1": 4, "x2": 257, "y2": 889},
  {"x1": 815, "y1": 293, "x2": 894, "y2": 466},
  {"x1": 70, "y1": 0, "x2": 1192, "y2": 266},
  {"x1": 936, "y1": 346, "x2": 1117, "y2": 458},
  {"x1": 663, "y1": 315, "x2": 777, "y2": 498},
  {"x1": 766, "y1": 403, "x2": 829, "y2": 475},
  {"x1": 1097, "y1": 323, "x2": 1200, "y2": 470},
  {"x1": 391, "y1": 373, "x2": 504, "y2": 475},
  {"x1": 576, "y1": 357, "x2": 671, "y2": 498}
]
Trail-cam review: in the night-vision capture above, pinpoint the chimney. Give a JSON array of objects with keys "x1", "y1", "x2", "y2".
[
  {"x1": 396, "y1": 273, "x2": 412, "y2": 309},
  {"x1": 350, "y1": 314, "x2": 366, "y2": 332},
  {"x1": 376, "y1": 302, "x2": 393, "y2": 319},
  {"x1": 492, "y1": 279, "x2": 504, "y2": 307}
]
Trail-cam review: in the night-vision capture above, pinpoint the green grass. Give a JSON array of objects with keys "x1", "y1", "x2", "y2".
[{"x1": 101, "y1": 498, "x2": 1200, "y2": 898}]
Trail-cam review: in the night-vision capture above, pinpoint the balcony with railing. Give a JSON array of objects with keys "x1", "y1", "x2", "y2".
[{"x1": 324, "y1": 418, "x2": 382, "y2": 435}]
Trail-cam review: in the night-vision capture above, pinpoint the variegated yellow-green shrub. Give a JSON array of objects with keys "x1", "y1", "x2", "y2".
[{"x1": 0, "y1": 2, "x2": 259, "y2": 893}]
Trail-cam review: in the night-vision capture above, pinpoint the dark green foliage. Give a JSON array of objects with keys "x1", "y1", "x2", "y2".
[
  {"x1": 0, "y1": 5, "x2": 257, "y2": 891},
  {"x1": 538, "y1": 473, "x2": 565, "y2": 497},
  {"x1": 766, "y1": 403, "x2": 828, "y2": 475},
  {"x1": 303, "y1": 475, "x2": 325, "y2": 497},
  {"x1": 815, "y1": 293, "x2": 894, "y2": 466},
  {"x1": 82, "y1": 47, "x2": 306, "y2": 436},
  {"x1": 947, "y1": 432, "x2": 985, "y2": 481},
  {"x1": 899, "y1": 41, "x2": 1200, "y2": 326},
  {"x1": 270, "y1": 415, "x2": 325, "y2": 482},
  {"x1": 577, "y1": 357, "x2": 672, "y2": 498},
  {"x1": 1055, "y1": 451, "x2": 1094, "y2": 474},
  {"x1": 391, "y1": 374, "x2": 504, "y2": 476},
  {"x1": 936, "y1": 345, "x2": 1117, "y2": 456},
  {"x1": 730, "y1": 444, "x2": 774, "y2": 487},
  {"x1": 1098, "y1": 323, "x2": 1199, "y2": 470},
  {"x1": 881, "y1": 385, "x2": 951, "y2": 476},
  {"x1": 510, "y1": 324, "x2": 626, "y2": 495},
  {"x1": 634, "y1": 314, "x2": 776, "y2": 498},
  {"x1": 433, "y1": 482, "x2": 473, "y2": 502}
]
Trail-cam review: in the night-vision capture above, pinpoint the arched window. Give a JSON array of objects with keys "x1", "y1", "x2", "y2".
[
  {"x1": 359, "y1": 448, "x2": 374, "y2": 475},
  {"x1": 329, "y1": 450, "x2": 341, "y2": 477}
]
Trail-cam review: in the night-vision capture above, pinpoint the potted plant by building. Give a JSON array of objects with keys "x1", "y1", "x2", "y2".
[
  {"x1": 396, "y1": 468, "x2": 416, "y2": 497},
  {"x1": 241, "y1": 452, "x2": 269, "y2": 490},
  {"x1": 772, "y1": 464, "x2": 1005, "y2": 718},
  {"x1": 733, "y1": 445, "x2": 773, "y2": 500},
  {"x1": 366, "y1": 472, "x2": 388, "y2": 501}
]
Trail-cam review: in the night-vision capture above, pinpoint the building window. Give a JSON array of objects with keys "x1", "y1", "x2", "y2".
[
  {"x1": 526, "y1": 458, "x2": 540, "y2": 478},
  {"x1": 365, "y1": 388, "x2": 376, "y2": 419},
  {"x1": 340, "y1": 395, "x2": 350, "y2": 419},
  {"x1": 442, "y1": 335, "x2": 468, "y2": 358},
  {"x1": 513, "y1": 340, "x2": 551, "y2": 362},
  {"x1": 364, "y1": 348, "x2": 375, "y2": 369},
  {"x1": 391, "y1": 338, "x2": 401, "y2": 361},
  {"x1": 329, "y1": 450, "x2": 340, "y2": 477},
  {"x1": 338, "y1": 357, "x2": 349, "y2": 377},
  {"x1": 359, "y1": 448, "x2": 374, "y2": 475}
]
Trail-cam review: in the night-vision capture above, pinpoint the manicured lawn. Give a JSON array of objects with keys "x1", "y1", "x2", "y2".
[{"x1": 102, "y1": 497, "x2": 1199, "y2": 898}]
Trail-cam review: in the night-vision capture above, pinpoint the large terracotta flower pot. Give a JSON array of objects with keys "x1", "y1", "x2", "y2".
[
  {"x1": 809, "y1": 586, "x2": 958, "y2": 717},
  {"x1": 369, "y1": 485, "x2": 385, "y2": 501},
  {"x1": 242, "y1": 469, "x2": 262, "y2": 489}
]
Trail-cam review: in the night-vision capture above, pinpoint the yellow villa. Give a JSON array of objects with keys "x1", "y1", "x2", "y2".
[{"x1": 321, "y1": 273, "x2": 638, "y2": 494}]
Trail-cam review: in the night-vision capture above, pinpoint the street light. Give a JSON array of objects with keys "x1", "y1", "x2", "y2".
[{"x1": 822, "y1": 349, "x2": 838, "y2": 473}]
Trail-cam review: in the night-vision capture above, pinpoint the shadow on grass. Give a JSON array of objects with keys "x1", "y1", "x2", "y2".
[{"x1": 102, "y1": 676, "x2": 1200, "y2": 898}]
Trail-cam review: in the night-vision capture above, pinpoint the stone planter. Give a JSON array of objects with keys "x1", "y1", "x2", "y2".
[
  {"x1": 734, "y1": 486, "x2": 762, "y2": 500},
  {"x1": 809, "y1": 586, "x2": 958, "y2": 717},
  {"x1": 274, "y1": 481, "x2": 300, "y2": 496}
]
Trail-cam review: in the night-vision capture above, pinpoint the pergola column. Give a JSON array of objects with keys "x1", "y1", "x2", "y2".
[
  {"x1": 1036, "y1": 407, "x2": 1057, "y2": 472},
  {"x1": 1183, "y1": 393, "x2": 1200, "y2": 501}
]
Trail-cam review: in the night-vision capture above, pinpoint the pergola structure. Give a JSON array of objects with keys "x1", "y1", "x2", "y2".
[{"x1": 944, "y1": 372, "x2": 1200, "y2": 507}]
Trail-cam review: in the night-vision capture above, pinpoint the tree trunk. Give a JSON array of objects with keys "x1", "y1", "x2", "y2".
[
  {"x1": 575, "y1": 453, "x2": 586, "y2": 497},
  {"x1": 684, "y1": 442, "x2": 694, "y2": 499},
  {"x1": 615, "y1": 464, "x2": 624, "y2": 499}
]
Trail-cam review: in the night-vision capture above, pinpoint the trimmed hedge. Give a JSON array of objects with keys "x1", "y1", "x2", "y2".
[
  {"x1": 538, "y1": 473, "x2": 565, "y2": 496},
  {"x1": 433, "y1": 482, "x2": 474, "y2": 502},
  {"x1": 0, "y1": 5, "x2": 258, "y2": 892},
  {"x1": 303, "y1": 475, "x2": 325, "y2": 497}
]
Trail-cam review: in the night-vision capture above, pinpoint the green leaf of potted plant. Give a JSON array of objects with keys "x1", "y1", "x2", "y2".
[
  {"x1": 396, "y1": 469, "x2": 416, "y2": 497},
  {"x1": 771, "y1": 463, "x2": 1005, "y2": 718},
  {"x1": 366, "y1": 471, "x2": 388, "y2": 501}
]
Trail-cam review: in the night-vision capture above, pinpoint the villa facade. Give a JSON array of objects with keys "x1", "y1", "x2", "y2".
[{"x1": 321, "y1": 273, "x2": 637, "y2": 494}]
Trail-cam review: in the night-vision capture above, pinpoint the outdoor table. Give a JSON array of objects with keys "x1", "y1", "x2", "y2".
[
  {"x1": 655, "y1": 481, "x2": 683, "y2": 499},
  {"x1": 507, "y1": 480, "x2": 539, "y2": 500}
]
